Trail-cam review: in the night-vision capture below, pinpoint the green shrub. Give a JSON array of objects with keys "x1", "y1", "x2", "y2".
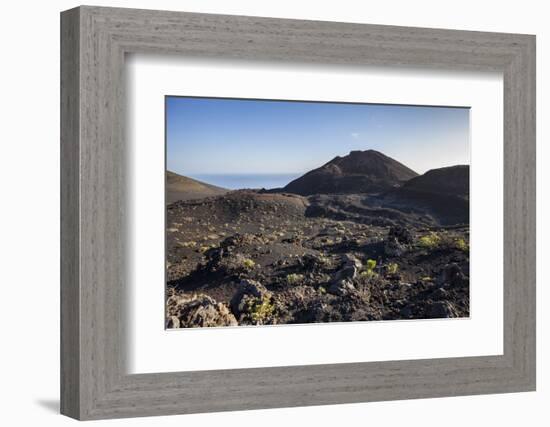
[
  {"x1": 365, "y1": 259, "x2": 377, "y2": 271},
  {"x1": 242, "y1": 258, "x2": 256, "y2": 269},
  {"x1": 358, "y1": 259, "x2": 379, "y2": 281},
  {"x1": 418, "y1": 232, "x2": 468, "y2": 253},
  {"x1": 454, "y1": 237, "x2": 469, "y2": 252},
  {"x1": 418, "y1": 232, "x2": 442, "y2": 249},
  {"x1": 386, "y1": 262, "x2": 399, "y2": 275},
  {"x1": 246, "y1": 297, "x2": 275, "y2": 323},
  {"x1": 286, "y1": 273, "x2": 304, "y2": 285}
]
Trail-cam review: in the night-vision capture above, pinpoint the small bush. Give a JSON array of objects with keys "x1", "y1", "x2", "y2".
[
  {"x1": 286, "y1": 273, "x2": 304, "y2": 285},
  {"x1": 418, "y1": 232, "x2": 442, "y2": 249},
  {"x1": 418, "y1": 232, "x2": 468, "y2": 253},
  {"x1": 454, "y1": 238, "x2": 469, "y2": 252},
  {"x1": 246, "y1": 297, "x2": 275, "y2": 323},
  {"x1": 242, "y1": 258, "x2": 256, "y2": 270},
  {"x1": 386, "y1": 262, "x2": 399, "y2": 275},
  {"x1": 365, "y1": 259, "x2": 377, "y2": 271},
  {"x1": 359, "y1": 259, "x2": 379, "y2": 281}
]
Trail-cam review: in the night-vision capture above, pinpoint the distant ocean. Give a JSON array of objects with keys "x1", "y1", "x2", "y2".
[{"x1": 190, "y1": 174, "x2": 301, "y2": 190}]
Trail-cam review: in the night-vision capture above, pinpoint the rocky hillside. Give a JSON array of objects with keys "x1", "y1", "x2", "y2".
[
  {"x1": 166, "y1": 189, "x2": 470, "y2": 328},
  {"x1": 401, "y1": 165, "x2": 469, "y2": 197},
  {"x1": 380, "y1": 165, "x2": 469, "y2": 225},
  {"x1": 281, "y1": 150, "x2": 418, "y2": 195},
  {"x1": 166, "y1": 170, "x2": 228, "y2": 203}
]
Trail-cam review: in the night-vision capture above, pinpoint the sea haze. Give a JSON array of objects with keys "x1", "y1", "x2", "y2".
[{"x1": 190, "y1": 173, "x2": 301, "y2": 190}]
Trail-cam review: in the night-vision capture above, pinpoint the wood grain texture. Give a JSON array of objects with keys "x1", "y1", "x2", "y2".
[
  {"x1": 60, "y1": 6, "x2": 536, "y2": 420},
  {"x1": 60, "y1": 7, "x2": 80, "y2": 419}
]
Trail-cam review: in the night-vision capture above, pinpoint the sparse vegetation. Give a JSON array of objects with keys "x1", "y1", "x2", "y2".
[
  {"x1": 360, "y1": 270, "x2": 378, "y2": 280},
  {"x1": 358, "y1": 258, "x2": 379, "y2": 281},
  {"x1": 366, "y1": 259, "x2": 377, "y2": 271},
  {"x1": 286, "y1": 273, "x2": 305, "y2": 285},
  {"x1": 418, "y1": 232, "x2": 442, "y2": 249},
  {"x1": 246, "y1": 297, "x2": 275, "y2": 323},
  {"x1": 454, "y1": 237, "x2": 469, "y2": 252},
  {"x1": 386, "y1": 262, "x2": 399, "y2": 275},
  {"x1": 242, "y1": 258, "x2": 256, "y2": 270},
  {"x1": 418, "y1": 232, "x2": 469, "y2": 254}
]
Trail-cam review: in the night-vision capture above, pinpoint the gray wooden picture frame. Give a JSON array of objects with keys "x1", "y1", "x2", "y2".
[{"x1": 60, "y1": 5, "x2": 536, "y2": 421}]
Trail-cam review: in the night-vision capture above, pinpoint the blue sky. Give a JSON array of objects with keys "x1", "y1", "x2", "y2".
[{"x1": 166, "y1": 96, "x2": 470, "y2": 177}]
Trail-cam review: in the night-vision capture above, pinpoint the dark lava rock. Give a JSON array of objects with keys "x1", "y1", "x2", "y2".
[
  {"x1": 333, "y1": 266, "x2": 358, "y2": 283},
  {"x1": 166, "y1": 315, "x2": 181, "y2": 328},
  {"x1": 388, "y1": 225, "x2": 414, "y2": 244},
  {"x1": 301, "y1": 300, "x2": 334, "y2": 323},
  {"x1": 430, "y1": 287, "x2": 449, "y2": 301},
  {"x1": 299, "y1": 253, "x2": 328, "y2": 271},
  {"x1": 440, "y1": 263, "x2": 468, "y2": 287},
  {"x1": 166, "y1": 293, "x2": 238, "y2": 328},
  {"x1": 230, "y1": 279, "x2": 275, "y2": 325},
  {"x1": 342, "y1": 253, "x2": 362, "y2": 269},
  {"x1": 383, "y1": 236, "x2": 405, "y2": 257},
  {"x1": 204, "y1": 252, "x2": 256, "y2": 276},
  {"x1": 399, "y1": 306, "x2": 414, "y2": 318},
  {"x1": 426, "y1": 301, "x2": 461, "y2": 318},
  {"x1": 231, "y1": 279, "x2": 270, "y2": 306},
  {"x1": 328, "y1": 279, "x2": 355, "y2": 296},
  {"x1": 331, "y1": 254, "x2": 362, "y2": 285}
]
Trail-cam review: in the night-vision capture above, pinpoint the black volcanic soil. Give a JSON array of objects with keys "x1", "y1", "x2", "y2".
[{"x1": 166, "y1": 189, "x2": 470, "y2": 328}]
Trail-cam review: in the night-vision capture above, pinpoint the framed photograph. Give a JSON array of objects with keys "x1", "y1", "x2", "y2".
[
  {"x1": 61, "y1": 6, "x2": 536, "y2": 420},
  {"x1": 164, "y1": 96, "x2": 473, "y2": 328}
]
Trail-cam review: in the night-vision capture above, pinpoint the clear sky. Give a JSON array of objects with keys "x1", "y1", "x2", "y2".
[{"x1": 166, "y1": 96, "x2": 470, "y2": 177}]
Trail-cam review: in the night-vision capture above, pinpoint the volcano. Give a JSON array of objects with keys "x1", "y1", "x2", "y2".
[{"x1": 282, "y1": 149, "x2": 418, "y2": 196}]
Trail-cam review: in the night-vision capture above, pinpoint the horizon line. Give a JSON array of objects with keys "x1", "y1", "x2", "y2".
[{"x1": 167, "y1": 162, "x2": 470, "y2": 178}]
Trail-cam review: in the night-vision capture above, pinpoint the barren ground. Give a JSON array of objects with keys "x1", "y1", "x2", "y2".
[{"x1": 166, "y1": 190, "x2": 469, "y2": 328}]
